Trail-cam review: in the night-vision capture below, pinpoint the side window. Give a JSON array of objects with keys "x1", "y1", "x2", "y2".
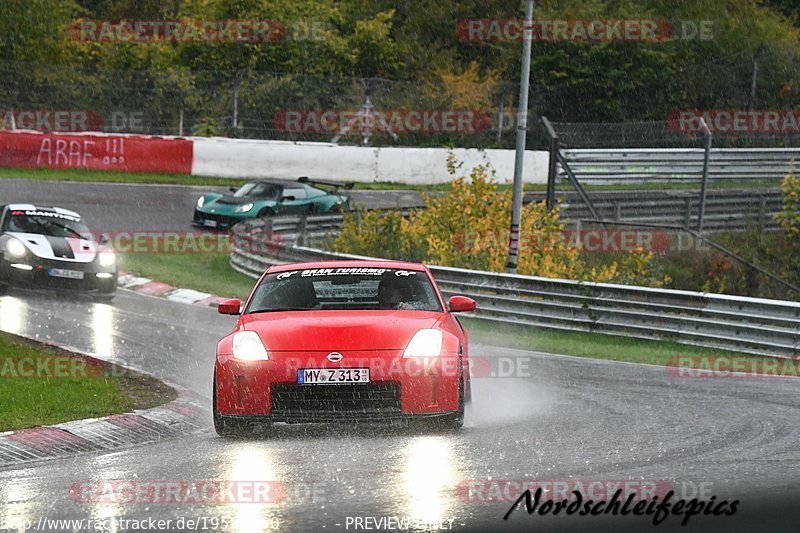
[
  {"x1": 305, "y1": 185, "x2": 325, "y2": 198},
  {"x1": 282, "y1": 188, "x2": 307, "y2": 200}
]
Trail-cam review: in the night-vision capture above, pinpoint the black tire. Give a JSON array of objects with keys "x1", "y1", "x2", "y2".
[
  {"x1": 438, "y1": 358, "x2": 465, "y2": 430},
  {"x1": 93, "y1": 293, "x2": 115, "y2": 303},
  {"x1": 257, "y1": 207, "x2": 275, "y2": 219},
  {"x1": 0, "y1": 283, "x2": 7, "y2": 295}
]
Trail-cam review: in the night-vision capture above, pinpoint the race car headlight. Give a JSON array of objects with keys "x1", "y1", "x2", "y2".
[
  {"x1": 98, "y1": 251, "x2": 115, "y2": 267},
  {"x1": 6, "y1": 238, "x2": 26, "y2": 258},
  {"x1": 197, "y1": 196, "x2": 205, "y2": 208},
  {"x1": 403, "y1": 329, "x2": 443, "y2": 358},
  {"x1": 235, "y1": 203, "x2": 254, "y2": 213},
  {"x1": 232, "y1": 331, "x2": 269, "y2": 361}
]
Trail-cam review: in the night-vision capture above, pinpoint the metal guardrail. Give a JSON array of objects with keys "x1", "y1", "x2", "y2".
[
  {"x1": 230, "y1": 220, "x2": 800, "y2": 358},
  {"x1": 252, "y1": 189, "x2": 783, "y2": 240},
  {"x1": 550, "y1": 189, "x2": 783, "y2": 231},
  {"x1": 559, "y1": 148, "x2": 798, "y2": 183}
]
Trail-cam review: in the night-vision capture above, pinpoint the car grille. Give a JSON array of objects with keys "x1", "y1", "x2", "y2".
[
  {"x1": 194, "y1": 210, "x2": 240, "y2": 227},
  {"x1": 271, "y1": 382, "x2": 401, "y2": 417}
]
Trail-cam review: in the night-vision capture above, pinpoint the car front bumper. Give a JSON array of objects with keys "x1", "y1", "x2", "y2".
[
  {"x1": 0, "y1": 256, "x2": 117, "y2": 295},
  {"x1": 192, "y1": 209, "x2": 253, "y2": 230},
  {"x1": 215, "y1": 350, "x2": 462, "y2": 420}
]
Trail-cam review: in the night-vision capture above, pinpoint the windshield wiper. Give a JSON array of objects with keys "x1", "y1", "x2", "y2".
[
  {"x1": 247, "y1": 307, "x2": 316, "y2": 313},
  {"x1": 44, "y1": 220, "x2": 86, "y2": 239}
]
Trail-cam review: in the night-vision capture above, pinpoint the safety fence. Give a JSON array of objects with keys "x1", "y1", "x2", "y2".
[{"x1": 230, "y1": 218, "x2": 800, "y2": 358}]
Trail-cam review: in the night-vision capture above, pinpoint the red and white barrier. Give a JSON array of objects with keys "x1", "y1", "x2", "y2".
[{"x1": 0, "y1": 130, "x2": 548, "y2": 184}]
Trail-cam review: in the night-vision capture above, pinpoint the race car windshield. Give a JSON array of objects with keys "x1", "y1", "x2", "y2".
[
  {"x1": 246, "y1": 268, "x2": 443, "y2": 313},
  {"x1": 4, "y1": 212, "x2": 91, "y2": 239},
  {"x1": 233, "y1": 182, "x2": 280, "y2": 199}
]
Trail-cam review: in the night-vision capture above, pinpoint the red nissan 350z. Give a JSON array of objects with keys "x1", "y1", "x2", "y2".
[{"x1": 213, "y1": 260, "x2": 476, "y2": 436}]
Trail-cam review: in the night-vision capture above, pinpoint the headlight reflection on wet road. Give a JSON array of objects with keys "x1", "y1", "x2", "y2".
[
  {"x1": 90, "y1": 303, "x2": 115, "y2": 361},
  {"x1": 402, "y1": 435, "x2": 458, "y2": 525},
  {"x1": 221, "y1": 445, "x2": 283, "y2": 533},
  {"x1": 0, "y1": 296, "x2": 25, "y2": 335}
]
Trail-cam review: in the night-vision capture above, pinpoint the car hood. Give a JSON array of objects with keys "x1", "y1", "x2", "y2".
[
  {"x1": 6, "y1": 231, "x2": 98, "y2": 263},
  {"x1": 199, "y1": 195, "x2": 273, "y2": 216},
  {"x1": 240, "y1": 310, "x2": 443, "y2": 351},
  {"x1": 212, "y1": 194, "x2": 256, "y2": 205}
]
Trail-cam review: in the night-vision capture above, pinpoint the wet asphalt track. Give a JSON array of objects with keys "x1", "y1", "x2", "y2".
[
  {"x1": 1, "y1": 290, "x2": 800, "y2": 532},
  {"x1": 0, "y1": 179, "x2": 800, "y2": 531},
  {"x1": 0, "y1": 178, "x2": 423, "y2": 231}
]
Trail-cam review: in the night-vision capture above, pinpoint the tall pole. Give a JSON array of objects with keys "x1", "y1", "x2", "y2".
[
  {"x1": 696, "y1": 117, "x2": 712, "y2": 233},
  {"x1": 506, "y1": 0, "x2": 534, "y2": 273}
]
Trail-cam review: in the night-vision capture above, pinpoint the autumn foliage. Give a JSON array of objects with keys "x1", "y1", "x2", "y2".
[{"x1": 334, "y1": 162, "x2": 667, "y2": 286}]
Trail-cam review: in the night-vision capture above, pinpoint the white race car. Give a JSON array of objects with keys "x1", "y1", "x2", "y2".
[{"x1": 0, "y1": 204, "x2": 117, "y2": 301}]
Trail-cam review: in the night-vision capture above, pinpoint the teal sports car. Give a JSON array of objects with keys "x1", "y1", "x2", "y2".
[{"x1": 192, "y1": 177, "x2": 353, "y2": 230}]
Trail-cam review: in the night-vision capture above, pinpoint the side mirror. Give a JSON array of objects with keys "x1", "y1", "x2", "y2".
[
  {"x1": 218, "y1": 298, "x2": 242, "y2": 315},
  {"x1": 98, "y1": 235, "x2": 109, "y2": 245},
  {"x1": 449, "y1": 295, "x2": 477, "y2": 313},
  {"x1": 229, "y1": 187, "x2": 238, "y2": 193}
]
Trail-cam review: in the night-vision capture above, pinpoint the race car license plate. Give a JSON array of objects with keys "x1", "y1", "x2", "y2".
[
  {"x1": 48, "y1": 268, "x2": 84, "y2": 280},
  {"x1": 298, "y1": 368, "x2": 370, "y2": 385},
  {"x1": 203, "y1": 219, "x2": 218, "y2": 228}
]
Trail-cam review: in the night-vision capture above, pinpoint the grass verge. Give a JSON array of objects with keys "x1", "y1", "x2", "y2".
[
  {"x1": 461, "y1": 317, "x2": 768, "y2": 366},
  {"x1": 0, "y1": 332, "x2": 175, "y2": 432},
  {"x1": 119, "y1": 237, "x2": 256, "y2": 300}
]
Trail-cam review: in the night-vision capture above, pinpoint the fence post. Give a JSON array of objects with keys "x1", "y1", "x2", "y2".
[
  {"x1": 683, "y1": 198, "x2": 692, "y2": 229},
  {"x1": 541, "y1": 116, "x2": 559, "y2": 210},
  {"x1": 297, "y1": 215, "x2": 308, "y2": 247},
  {"x1": 696, "y1": 118, "x2": 712, "y2": 232}
]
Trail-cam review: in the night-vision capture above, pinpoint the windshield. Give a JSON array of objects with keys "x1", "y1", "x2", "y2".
[
  {"x1": 246, "y1": 267, "x2": 442, "y2": 312},
  {"x1": 4, "y1": 210, "x2": 92, "y2": 239},
  {"x1": 233, "y1": 182, "x2": 280, "y2": 199}
]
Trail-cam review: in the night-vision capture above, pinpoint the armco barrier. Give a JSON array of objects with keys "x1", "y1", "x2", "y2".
[
  {"x1": 0, "y1": 130, "x2": 193, "y2": 174},
  {"x1": 560, "y1": 148, "x2": 800, "y2": 183},
  {"x1": 230, "y1": 219, "x2": 800, "y2": 358}
]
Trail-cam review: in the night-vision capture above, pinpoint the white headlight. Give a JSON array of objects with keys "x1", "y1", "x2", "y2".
[
  {"x1": 6, "y1": 238, "x2": 26, "y2": 257},
  {"x1": 236, "y1": 202, "x2": 254, "y2": 213},
  {"x1": 403, "y1": 329, "x2": 443, "y2": 358},
  {"x1": 197, "y1": 196, "x2": 205, "y2": 208},
  {"x1": 233, "y1": 331, "x2": 269, "y2": 361},
  {"x1": 98, "y1": 251, "x2": 115, "y2": 267}
]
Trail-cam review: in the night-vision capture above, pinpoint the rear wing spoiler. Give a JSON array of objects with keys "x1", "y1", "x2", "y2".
[{"x1": 298, "y1": 177, "x2": 354, "y2": 190}]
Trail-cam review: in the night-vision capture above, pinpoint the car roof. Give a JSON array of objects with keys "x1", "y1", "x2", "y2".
[
  {"x1": 249, "y1": 180, "x2": 302, "y2": 187},
  {"x1": 6, "y1": 204, "x2": 82, "y2": 218},
  {"x1": 267, "y1": 260, "x2": 429, "y2": 274}
]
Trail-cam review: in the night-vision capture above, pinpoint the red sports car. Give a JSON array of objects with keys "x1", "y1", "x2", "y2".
[{"x1": 213, "y1": 260, "x2": 476, "y2": 436}]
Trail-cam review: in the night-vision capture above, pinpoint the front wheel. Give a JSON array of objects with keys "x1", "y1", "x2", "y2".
[
  {"x1": 257, "y1": 207, "x2": 275, "y2": 219},
  {"x1": 438, "y1": 360, "x2": 465, "y2": 430}
]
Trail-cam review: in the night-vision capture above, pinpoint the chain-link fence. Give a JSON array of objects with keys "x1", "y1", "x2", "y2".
[{"x1": 0, "y1": 61, "x2": 531, "y2": 148}]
